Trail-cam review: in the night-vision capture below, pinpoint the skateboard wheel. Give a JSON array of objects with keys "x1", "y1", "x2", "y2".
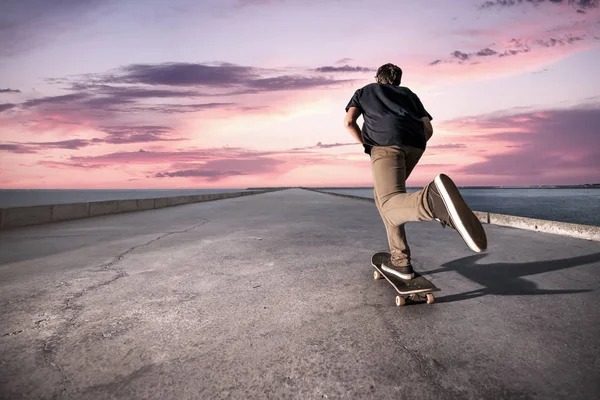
[
  {"x1": 395, "y1": 296, "x2": 406, "y2": 307},
  {"x1": 373, "y1": 270, "x2": 382, "y2": 280},
  {"x1": 426, "y1": 293, "x2": 435, "y2": 304}
]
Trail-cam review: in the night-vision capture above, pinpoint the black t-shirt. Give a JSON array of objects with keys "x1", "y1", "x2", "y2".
[{"x1": 345, "y1": 83, "x2": 432, "y2": 154}]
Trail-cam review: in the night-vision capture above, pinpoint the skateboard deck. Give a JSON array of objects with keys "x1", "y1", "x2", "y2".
[{"x1": 371, "y1": 252, "x2": 440, "y2": 306}]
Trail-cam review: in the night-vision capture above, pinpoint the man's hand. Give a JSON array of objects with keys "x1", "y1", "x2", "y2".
[
  {"x1": 422, "y1": 117, "x2": 433, "y2": 142},
  {"x1": 344, "y1": 107, "x2": 363, "y2": 144}
]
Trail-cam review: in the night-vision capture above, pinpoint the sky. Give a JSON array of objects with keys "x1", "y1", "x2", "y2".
[{"x1": 1, "y1": 0, "x2": 599, "y2": 189}]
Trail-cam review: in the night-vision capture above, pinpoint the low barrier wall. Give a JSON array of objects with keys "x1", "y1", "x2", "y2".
[
  {"x1": 305, "y1": 188, "x2": 600, "y2": 242},
  {"x1": 0, "y1": 190, "x2": 268, "y2": 230}
]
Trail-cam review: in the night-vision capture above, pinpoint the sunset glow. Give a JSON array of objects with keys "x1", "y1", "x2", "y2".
[{"x1": 1, "y1": 0, "x2": 599, "y2": 188}]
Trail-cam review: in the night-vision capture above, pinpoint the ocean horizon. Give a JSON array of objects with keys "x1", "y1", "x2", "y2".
[{"x1": 313, "y1": 187, "x2": 600, "y2": 227}]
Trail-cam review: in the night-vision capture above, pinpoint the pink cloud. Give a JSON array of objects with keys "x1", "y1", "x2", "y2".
[
  {"x1": 3, "y1": 142, "x2": 365, "y2": 187},
  {"x1": 0, "y1": 126, "x2": 185, "y2": 154},
  {"x1": 422, "y1": 3, "x2": 600, "y2": 85},
  {"x1": 436, "y1": 104, "x2": 600, "y2": 185},
  {"x1": 38, "y1": 160, "x2": 109, "y2": 169}
]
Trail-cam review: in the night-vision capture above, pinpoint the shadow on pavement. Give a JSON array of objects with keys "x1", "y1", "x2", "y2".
[{"x1": 425, "y1": 252, "x2": 600, "y2": 304}]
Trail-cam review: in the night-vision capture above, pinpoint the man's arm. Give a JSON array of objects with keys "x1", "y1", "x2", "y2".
[
  {"x1": 344, "y1": 107, "x2": 363, "y2": 144},
  {"x1": 422, "y1": 116, "x2": 433, "y2": 142},
  {"x1": 409, "y1": 90, "x2": 434, "y2": 142}
]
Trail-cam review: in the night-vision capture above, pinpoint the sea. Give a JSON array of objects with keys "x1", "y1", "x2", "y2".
[
  {"x1": 315, "y1": 187, "x2": 600, "y2": 227},
  {"x1": 0, "y1": 187, "x2": 598, "y2": 227}
]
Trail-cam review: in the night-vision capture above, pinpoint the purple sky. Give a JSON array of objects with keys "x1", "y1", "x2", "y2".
[{"x1": 1, "y1": 0, "x2": 599, "y2": 188}]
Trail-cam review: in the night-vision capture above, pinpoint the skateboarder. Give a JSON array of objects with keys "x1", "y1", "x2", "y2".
[{"x1": 344, "y1": 63, "x2": 487, "y2": 280}]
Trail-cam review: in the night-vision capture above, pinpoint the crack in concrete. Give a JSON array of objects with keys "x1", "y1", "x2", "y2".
[
  {"x1": 100, "y1": 220, "x2": 209, "y2": 272},
  {"x1": 42, "y1": 338, "x2": 68, "y2": 400},
  {"x1": 2, "y1": 316, "x2": 50, "y2": 349},
  {"x1": 39, "y1": 220, "x2": 209, "y2": 398},
  {"x1": 2, "y1": 329, "x2": 24, "y2": 336}
]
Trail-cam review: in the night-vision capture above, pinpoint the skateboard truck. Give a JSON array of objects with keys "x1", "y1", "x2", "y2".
[{"x1": 371, "y1": 252, "x2": 440, "y2": 307}]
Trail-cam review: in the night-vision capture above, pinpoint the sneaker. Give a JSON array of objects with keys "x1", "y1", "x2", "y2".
[
  {"x1": 381, "y1": 259, "x2": 415, "y2": 280},
  {"x1": 427, "y1": 173, "x2": 488, "y2": 252}
]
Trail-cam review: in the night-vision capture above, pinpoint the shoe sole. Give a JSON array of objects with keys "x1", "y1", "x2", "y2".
[
  {"x1": 382, "y1": 265, "x2": 414, "y2": 280},
  {"x1": 434, "y1": 174, "x2": 486, "y2": 253}
]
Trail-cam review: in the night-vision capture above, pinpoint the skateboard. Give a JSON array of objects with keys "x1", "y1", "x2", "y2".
[{"x1": 371, "y1": 252, "x2": 440, "y2": 306}]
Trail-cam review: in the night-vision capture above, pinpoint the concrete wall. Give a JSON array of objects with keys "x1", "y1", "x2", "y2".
[
  {"x1": 486, "y1": 212, "x2": 600, "y2": 242},
  {"x1": 304, "y1": 188, "x2": 600, "y2": 242},
  {"x1": 0, "y1": 190, "x2": 268, "y2": 230}
]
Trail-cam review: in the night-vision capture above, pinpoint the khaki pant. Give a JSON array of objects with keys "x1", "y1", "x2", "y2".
[{"x1": 371, "y1": 145, "x2": 435, "y2": 267}]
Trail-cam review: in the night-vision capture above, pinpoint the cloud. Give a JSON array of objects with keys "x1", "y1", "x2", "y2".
[
  {"x1": 448, "y1": 105, "x2": 600, "y2": 183},
  {"x1": 0, "y1": 139, "x2": 94, "y2": 154},
  {"x1": 5, "y1": 62, "x2": 354, "y2": 130},
  {"x1": 0, "y1": 144, "x2": 37, "y2": 154},
  {"x1": 123, "y1": 102, "x2": 236, "y2": 114},
  {"x1": 21, "y1": 84, "x2": 226, "y2": 114},
  {"x1": 497, "y1": 49, "x2": 529, "y2": 57},
  {"x1": 475, "y1": 48, "x2": 499, "y2": 56},
  {"x1": 69, "y1": 148, "x2": 241, "y2": 165},
  {"x1": 94, "y1": 62, "x2": 355, "y2": 92},
  {"x1": 314, "y1": 65, "x2": 374, "y2": 73},
  {"x1": 0, "y1": 125, "x2": 183, "y2": 154},
  {"x1": 432, "y1": 2, "x2": 597, "y2": 71},
  {"x1": 2, "y1": 61, "x2": 359, "y2": 179},
  {"x1": 230, "y1": 106, "x2": 269, "y2": 112},
  {"x1": 78, "y1": 96, "x2": 137, "y2": 109},
  {"x1": 44, "y1": 143, "x2": 357, "y2": 183},
  {"x1": 536, "y1": 35, "x2": 584, "y2": 47},
  {"x1": 154, "y1": 169, "x2": 240, "y2": 178},
  {"x1": 246, "y1": 75, "x2": 352, "y2": 90},
  {"x1": 432, "y1": 32, "x2": 588, "y2": 65},
  {"x1": 234, "y1": 0, "x2": 282, "y2": 7},
  {"x1": 106, "y1": 62, "x2": 260, "y2": 87},
  {"x1": 34, "y1": 139, "x2": 92, "y2": 149},
  {"x1": 65, "y1": 83, "x2": 207, "y2": 99},
  {"x1": 0, "y1": 0, "x2": 109, "y2": 57},
  {"x1": 478, "y1": 0, "x2": 598, "y2": 10},
  {"x1": 232, "y1": 0, "x2": 347, "y2": 9},
  {"x1": 22, "y1": 93, "x2": 90, "y2": 108},
  {"x1": 37, "y1": 161, "x2": 109, "y2": 169},
  {"x1": 0, "y1": 103, "x2": 17, "y2": 112},
  {"x1": 428, "y1": 144, "x2": 468, "y2": 149},
  {"x1": 14, "y1": 84, "x2": 239, "y2": 121},
  {"x1": 290, "y1": 141, "x2": 357, "y2": 151},
  {"x1": 0, "y1": 89, "x2": 21, "y2": 94},
  {"x1": 335, "y1": 58, "x2": 353, "y2": 64},
  {"x1": 314, "y1": 141, "x2": 356, "y2": 149},
  {"x1": 154, "y1": 158, "x2": 284, "y2": 181},
  {"x1": 452, "y1": 51, "x2": 471, "y2": 61},
  {"x1": 98, "y1": 125, "x2": 183, "y2": 144}
]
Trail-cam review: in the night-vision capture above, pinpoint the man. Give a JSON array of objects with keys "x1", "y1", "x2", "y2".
[{"x1": 344, "y1": 63, "x2": 487, "y2": 280}]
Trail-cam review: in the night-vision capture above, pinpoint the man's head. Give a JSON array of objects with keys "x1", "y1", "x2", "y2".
[{"x1": 375, "y1": 63, "x2": 402, "y2": 85}]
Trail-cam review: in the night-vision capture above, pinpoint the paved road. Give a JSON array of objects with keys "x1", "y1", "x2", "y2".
[{"x1": 1, "y1": 189, "x2": 599, "y2": 399}]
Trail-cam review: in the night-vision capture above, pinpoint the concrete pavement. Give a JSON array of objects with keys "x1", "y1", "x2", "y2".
[{"x1": 1, "y1": 189, "x2": 599, "y2": 399}]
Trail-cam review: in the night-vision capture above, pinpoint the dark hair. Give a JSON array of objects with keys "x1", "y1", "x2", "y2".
[{"x1": 375, "y1": 63, "x2": 402, "y2": 85}]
